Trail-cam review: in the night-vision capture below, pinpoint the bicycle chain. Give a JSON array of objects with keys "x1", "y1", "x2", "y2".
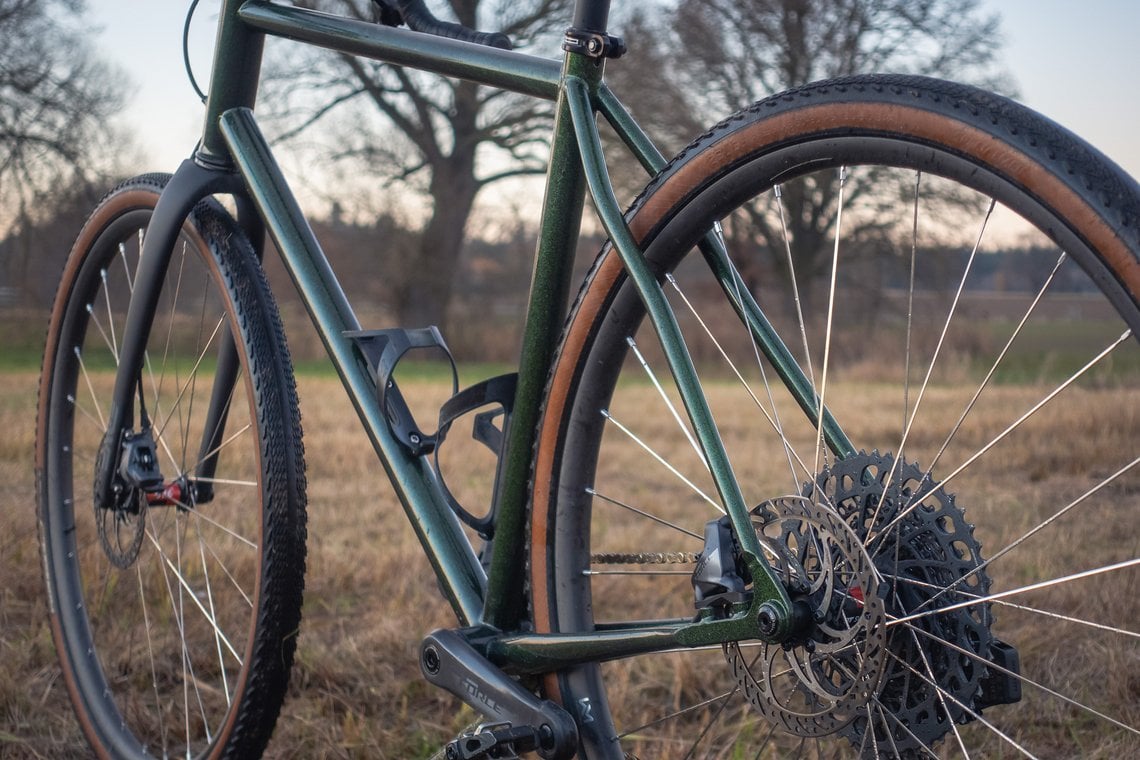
[{"x1": 590, "y1": 552, "x2": 699, "y2": 565}]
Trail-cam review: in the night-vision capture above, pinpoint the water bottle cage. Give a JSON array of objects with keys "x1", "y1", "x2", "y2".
[
  {"x1": 348, "y1": 327, "x2": 456, "y2": 457},
  {"x1": 348, "y1": 328, "x2": 517, "y2": 538}
]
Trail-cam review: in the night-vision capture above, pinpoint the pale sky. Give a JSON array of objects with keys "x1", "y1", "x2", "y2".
[{"x1": 91, "y1": 1, "x2": 1140, "y2": 184}]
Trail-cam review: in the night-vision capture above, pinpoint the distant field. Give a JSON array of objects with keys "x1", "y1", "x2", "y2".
[{"x1": 2, "y1": 367, "x2": 1137, "y2": 758}]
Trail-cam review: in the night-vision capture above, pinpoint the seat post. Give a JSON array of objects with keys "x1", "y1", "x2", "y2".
[{"x1": 571, "y1": 0, "x2": 612, "y2": 33}]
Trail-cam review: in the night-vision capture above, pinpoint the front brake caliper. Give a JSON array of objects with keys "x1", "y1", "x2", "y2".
[{"x1": 118, "y1": 429, "x2": 164, "y2": 498}]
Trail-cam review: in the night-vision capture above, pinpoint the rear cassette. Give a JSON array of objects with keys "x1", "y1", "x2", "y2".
[{"x1": 804, "y1": 452, "x2": 996, "y2": 755}]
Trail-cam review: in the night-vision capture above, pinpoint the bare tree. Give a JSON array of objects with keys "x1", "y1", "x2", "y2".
[
  {"x1": 263, "y1": 0, "x2": 569, "y2": 332},
  {"x1": 607, "y1": 0, "x2": 1013, "y2": 304},
  {"x1": 0, "y1": 0, "x2": 127, "y2": 304},
  {"x1": 0, "y1": 0, "x2": 125, "y2": 219}
]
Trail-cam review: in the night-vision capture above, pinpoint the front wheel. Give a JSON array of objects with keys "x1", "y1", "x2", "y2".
[
  {"x1": 531, "y1": 75, "x2": 1140, "y2": 758},
  {"x1": 36, "y1": 175, "x2": 307, "y2": 758}
]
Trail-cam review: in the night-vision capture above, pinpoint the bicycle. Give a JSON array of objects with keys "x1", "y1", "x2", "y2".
[{"x1": 34, "y1": 0, "x2": 1140, "y2": 757}]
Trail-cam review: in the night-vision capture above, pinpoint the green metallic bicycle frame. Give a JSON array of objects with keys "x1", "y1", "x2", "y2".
[{"x1": 122, "y1": 0, "x2": 853, "y2": 674}]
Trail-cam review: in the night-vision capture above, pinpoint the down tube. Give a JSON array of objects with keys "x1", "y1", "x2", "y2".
[{"x1": 218, "y1": 107, "x2": 486, "y2": 626}]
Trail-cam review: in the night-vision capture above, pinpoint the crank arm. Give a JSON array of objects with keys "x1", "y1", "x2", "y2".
[{"x1": 420, "y1": 629, "x2": 578, "y2": 759}]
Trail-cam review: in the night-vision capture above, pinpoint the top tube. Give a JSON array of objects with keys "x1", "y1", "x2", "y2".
[{"x1": 197, "y1": 0, "x2": 573, "y2": 164}]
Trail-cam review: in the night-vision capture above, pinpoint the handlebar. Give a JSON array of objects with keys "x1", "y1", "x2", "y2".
[{"x1": 372, "y1": 0, "x2": 512, "y2": 50}]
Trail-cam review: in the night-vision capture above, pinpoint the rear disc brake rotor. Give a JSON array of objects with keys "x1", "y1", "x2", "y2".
[{"x1": 726, "y1": 495, "x2": 888, "y2": 737}]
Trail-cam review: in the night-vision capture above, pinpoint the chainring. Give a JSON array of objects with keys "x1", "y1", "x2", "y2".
[
  {"x1": 803, "y1": 451, "x2": 994, "y2": 756},
  {"x1": 725, "y1": 495, "x2": 889, "y2": 737}
]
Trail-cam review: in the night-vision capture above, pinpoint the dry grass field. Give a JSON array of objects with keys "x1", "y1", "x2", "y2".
[
  {"x1": 1, "y1": 371, "x2": 471, "y2": 758},
  {"x1": 2, "y1": 367, "x2": 1138, "y2": 758}
]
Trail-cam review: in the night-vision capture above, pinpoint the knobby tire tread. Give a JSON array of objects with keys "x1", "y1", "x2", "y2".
[
  {"x1": 36, "y1": 175, "x2": 307, "y2": 760},
  {"x1": 527, "y1": 73, "x2": 1140, "y2": 758}
]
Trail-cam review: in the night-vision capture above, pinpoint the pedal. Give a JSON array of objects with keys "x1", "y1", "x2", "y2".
[
  {"x1": 446, "y1": 723, "x2": 539, "y2": 759},
  {"x1": 421, "y1": 629, "x2": 577, "y2": 760}
]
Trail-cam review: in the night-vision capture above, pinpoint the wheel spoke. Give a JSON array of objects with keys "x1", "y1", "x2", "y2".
[
  {"x1": 872, "y1": 328, "x2": 1133, "y2": 546},
  {"x1": 191, "y1": 520, "x2": 254, "y2": 608},
  {"x1": 869, "y1": 696, "x2": 941, "y2": 760},
  {"x1": 891, "y1": 572, "x2": 1140, "y2": 640},
  {"x1": 118, "y1": 241, "x2": 136, "y2": 293},
  {"x1": 155, "y1": 241, "x2": 190, "y2": 470},
  {"x1": 189, "y1": 420, "x2": 251, "y2": 479},
  {"x1": 772, "y1": 184, "x2": 817, "y2": 393},
  {"x1": 617, "y1": 687, "x2": 738, "y2": 742},
  {"x1": 146, "y1": 520, "x2": 208, "y2": 753},
  {"x1": 153, "y1": 315, "x2": 226, "y2": 446},
  {"x1": 86, "y1": 300, "x2": 118, "y2": 364},
  {"x1": 583, "y1": 568, "x2": 693, "y2": 576},
  {"x1": 680, "y1": 682, "x2": 742, "y2": 760},
  {"x1": 75, "y1": 347, "x2": 107, "y2": 429},
  {"x1": 135, "y1": 561, "x2": 169, "y2": 751},
  {"x1": 871, "y1": 198, "x2": 995, "y2": 533},
  {"x1": 923, "y1": 251, "x2": 1068, "y2": 480},
  {"x1": 600, "y1": 409, "x2": 722, "y2": 512},
  {"x1": 812, "y1": 166, "x2": 848, "y2": 481},
  {"x1": 884, "y1": 650, "x2": 1038, "y2": 759},
  {"x1": 667, "y1": 271, "x2": 810, "y2": 490},
  {"x1": 919, "y1": 454, "x2": 1140, "y2": 610},
  {"x1": 185, "y1": 505, "x2": 259, "y2": 551},
  {"x1": 903, "y1": 614, "x2": 971, "y2": 758},
  {"x1": 624, "y1": 335, "x2": 708, "y2": 469},
  {"x1": 67, "y1": 391, "x2": 107, "y2": 435},
  {"x1": 586, "y1": 487, "x2": 703, "y2": 540},
  {"x1": 101, "y1": 269, "x2": 120, "y2": 360},
  {"x1": 902, "y1": 171, "x2": 921, "y2": 434},
  {"x1": 889, "y1": 557, "x2": 1140, "y2": 628},
  {"x1": 192, "y1": 476, "x2": 258, "y2": 488},
  {"x1": 146, "y1": 524, "x2": 244, "y2": 664},
  {"x1": 195, "y1": 520, "x2": 232, "y2": 707},
  {"x1": 181, "y1": 264, "x2": 215, "y2": 472},
  {"x1": 905, "y1": 622, "x2": 1140, "y2": 738}
]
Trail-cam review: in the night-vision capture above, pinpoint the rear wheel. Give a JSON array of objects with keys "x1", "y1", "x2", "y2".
[
  {"x1": 531, "y1": 75, "x2": 1140, "y2": 758},
  {"x1": 36, "y1": 175, "x2": 307, "y2": 758}
]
